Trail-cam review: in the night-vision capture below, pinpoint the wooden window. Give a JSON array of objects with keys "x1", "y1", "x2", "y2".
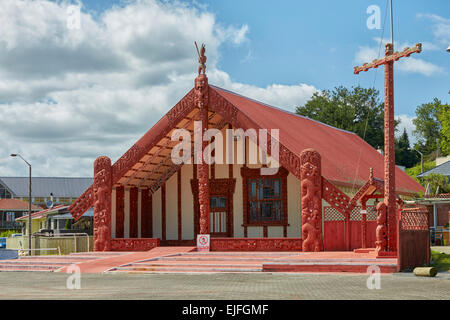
[
  {"x1": 241, "y1": 167, "x2": 289, "y2": 227},
  {"x1": 248, "y1": 177, "x2": 283, "y2": 223}
]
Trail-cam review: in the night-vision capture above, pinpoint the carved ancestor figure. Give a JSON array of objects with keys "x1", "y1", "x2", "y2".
[
  {"x1": 375, "y1": 202, "x2": 388, "y2": 254},
  {"x1": 196, "y1": 42, "x2": 207, "y2": 75},
  {"x1": 300, "y1": 149, "x2": 323, "y2": 252},
  {"x1": 93, "y1": 157, "x2": 112, "y2": 252}
]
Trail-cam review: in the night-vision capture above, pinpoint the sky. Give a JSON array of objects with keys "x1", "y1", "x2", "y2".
[{"x1": 0, "y1": 0, "x2": 448, "y2": 177}]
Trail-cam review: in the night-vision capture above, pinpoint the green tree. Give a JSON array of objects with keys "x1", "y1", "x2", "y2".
[
  {"x1": 395, "y1": 128, "x2": 418, "y2": 168},
  {"x1": 438, "y1": 103, "x2": 450, "y2": 156},
  {"x1": 413, "y1": 98, "x2": 443, "y2": 156},
  {"x1": 295, "y1": 86, "x2": 390, "y2": 149},
  {"x1": 421, "y1": 173, "x2": 450, "y2": 194}
]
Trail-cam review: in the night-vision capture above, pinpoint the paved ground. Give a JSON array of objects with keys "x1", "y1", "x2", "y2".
[
  {"x1": 0, "y1": 271, "x2": 448, "y2": 300},
  {"x1": 432, "y1": 246, "x2": 450, "y2": 254}
]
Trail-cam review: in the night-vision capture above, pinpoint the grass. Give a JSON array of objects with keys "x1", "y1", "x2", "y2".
[{"x1": 430, "y1": 250, "x2": 450, "y2": 272}]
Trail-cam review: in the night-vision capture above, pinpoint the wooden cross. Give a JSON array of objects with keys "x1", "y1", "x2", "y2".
[{"x1": 354, "y1": 42, "x2": 421, "y2": 252}]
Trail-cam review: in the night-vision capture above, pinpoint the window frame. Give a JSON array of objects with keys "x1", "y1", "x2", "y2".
[{"x1": 241, "y1": 166, "x2": 289, "y2": 227}]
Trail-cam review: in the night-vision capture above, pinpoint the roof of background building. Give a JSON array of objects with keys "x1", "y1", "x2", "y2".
[
  {"x1": 417, "y1": 160, "x2": 450, "y2": 178},
  {"x1": 0, "y1": 177, "x2": 93, "y2": 198},
  {"x1": 0, "y1": 199, "x2": 41, "y2": 211}
]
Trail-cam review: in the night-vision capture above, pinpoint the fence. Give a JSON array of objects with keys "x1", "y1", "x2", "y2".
[
  {"x1": 6, "y1": 234, "x2": 93, "y2": 255},
  {"x1": 323, "y1": 206, "x2": 377, "y2": 251},
  {"x1": 397, "y1": 206, "x2": 430, "y2": 271}
]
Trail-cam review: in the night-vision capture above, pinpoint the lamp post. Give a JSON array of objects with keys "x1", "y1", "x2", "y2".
[
  {"x1": 413, "y1": 149, "x2": 424, "y2": 174},
  {"x1": 10, "y1": 154, "x2": 32, "y2": 256}
]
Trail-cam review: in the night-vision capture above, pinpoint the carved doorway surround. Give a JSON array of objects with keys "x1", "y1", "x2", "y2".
[{"x1": 191, "y1": 178, "x2": 236, "y2": 238}]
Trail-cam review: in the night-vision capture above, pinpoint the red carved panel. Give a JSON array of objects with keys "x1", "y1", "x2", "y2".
[
  {"x1": 115, "y1": 186, "x2": 124, "y2": 238},
  {"x1": 93, "y1": 156, "x2": 112, "y2": 252},
  {"x1": 210, "y1": 238, "x2": 302, "y2": 251},
  {"x1": 208, "y1": 87, "x2": 302, "y2": 180},
  {"x1": 110, "y1": 238, "x2": 160, "y2": 252},
  {"x1": 141, "y1": 188, "x2": 152, "y2": 238},
  {"x1": 129, "y1": 187, "x2": 138, "y2": 238},
  {"x1": 322, "y1": 178, "x2": 353, "y2": 216},
  {"x1": 68, "y1": 185, "x2": 93, "y2": 221},
  {"x1": 191, "y1": 178, "x2": 236, "y2": 237},
  {"x1": 300, "y1": 149, "x2": 323, "y2": 252},
  {"x1": 384, "y1": 43, "x2": 397, "y2": 253}
]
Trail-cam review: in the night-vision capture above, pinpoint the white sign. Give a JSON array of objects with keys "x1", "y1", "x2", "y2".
[{"x1": 197, "y1": 234, "x2": 210, "y2": 252}]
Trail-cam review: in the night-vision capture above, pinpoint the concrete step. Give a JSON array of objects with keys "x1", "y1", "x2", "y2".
[
  {"x1": 125, "y1": 262, "x2": 262, "y2": 268},
  {"x1": 69, "y1": 252, "x2": 129, "y2": 256},
  {"x1": 0, "y1": 260, "x2": 73, "y2": 266},
  {"x1": 19, "y1": 256, "x2": 99, "y2": 261},
  {"x1": 262, "y1": 262, "x2": 398, "y2": 273},
  {"x1": 111, "y1": 266, "x2": 262, "y2": 273},
  {"x1": 183, "y1": 252, "x2": 301, "y2": 257},
  {"x1": 0, "y1": 263, "x2": 60, "y2": 271}
]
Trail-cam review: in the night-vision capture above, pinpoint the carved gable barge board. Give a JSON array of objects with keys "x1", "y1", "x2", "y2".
[{"x1": 208, "y1": 86, "x2": 301, "y2": 179}]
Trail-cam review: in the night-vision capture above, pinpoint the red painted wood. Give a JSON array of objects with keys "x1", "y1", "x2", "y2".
[
  {"x1": 129, "y1": 187, "x2": 138, "y2": 238},
  {"x1": 110, "y1": 238, "x2": 160, "y2": 251},
  {"x1": 177, "y1": 169, "x2": 182, "y2": 241},
  {"x1": 210, "y1": 238, "x2": 302, "y2": 251},
  {"x1": 141, "y1": 188, "x2": 151, "y2": 238},
  {"x1": 93, "y1": 156, "x2": 112, "y2": 251},
  {"x1": 115, "y1": 186, "x2": 125, "y2": 239},
  {"x1": 161, "y1": 183, "x2": 166, "y2": 241},
  {"x1": 324, "y1": 220, "x2": 377, "y2": 251}
]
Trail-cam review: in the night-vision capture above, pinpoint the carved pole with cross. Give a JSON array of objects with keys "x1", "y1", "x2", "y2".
[{"x1": 354, "y1": 43, "x2": 421, "y2": 253}]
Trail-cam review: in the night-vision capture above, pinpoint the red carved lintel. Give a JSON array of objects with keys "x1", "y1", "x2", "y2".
[
  {"x1": 68, "y1": 185, "x2": 93, "y2": 221},
  {"x1": 110, "y1": 238, "x2": 160, "y2": 251},
  {"x1": 210, "y1": 238, "x2": 302, "y2": 251}
]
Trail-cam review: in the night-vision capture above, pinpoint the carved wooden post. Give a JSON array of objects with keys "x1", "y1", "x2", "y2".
[
  {"x1": 375, "y1": 202, "x2": 388, "y2": 254},
  {"x1": 93, "y1": 156, "x2": 112, "y2": 251},
  {"x1": 300, "y1": 149, "x2": 323, "y2": 252},
  {"x1": 360, "y1": 196, "x2": 368, "y2": 249},
  {"x1": 195, "y1": 75, "x2": 210, "y2": 251}
]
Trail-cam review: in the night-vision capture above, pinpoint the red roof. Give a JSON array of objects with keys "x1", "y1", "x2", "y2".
[
  {"x1": 0, "y1": 199, "x2": 41, "y2": 211},
  {"x1": 210, "y1": 86, "x2": 424, "y2": 195},
  {"x1": 78, "y1": 84, "x2": 424, "y2": 200}
]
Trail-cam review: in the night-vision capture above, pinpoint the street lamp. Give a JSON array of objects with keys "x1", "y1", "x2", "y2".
[
  {"x1": 413, "y1": 149, "x2": 424, "y2": 174},
  {"x1": 10, "y1": 154, "x2": 32, "y2": 256}
]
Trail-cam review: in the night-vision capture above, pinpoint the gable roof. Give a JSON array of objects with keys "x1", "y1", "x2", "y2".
[
  {"x1": 69, "y1": 83, "x2": 424, "y2": 219},
  {"x1": 0, "y1": 177, "x2": 93, "y2": 198},
  {"x1": 417, "y1": 160, "x2": 450, "y2": 178}
]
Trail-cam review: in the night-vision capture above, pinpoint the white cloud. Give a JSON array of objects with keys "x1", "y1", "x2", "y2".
[
  {"x1": 354, "y1": 37, "x2": 444, "y2": 76},
  {"x1": 0, "y1": 0, "x2": 316, "y2": 177},
  {"x1": 418, "y1": 14, "x2": 450, "y2": 44},
  {"x1": 397, "y1": 57, "x2": 443, "y2": 77},
  {"x1": 396, "y1": 114, "x2": 417, "y2": 145}
]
